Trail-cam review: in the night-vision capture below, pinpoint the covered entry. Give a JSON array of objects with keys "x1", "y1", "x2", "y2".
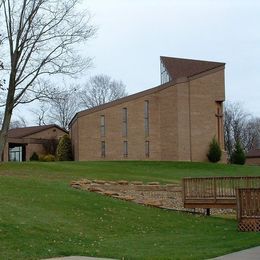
[{"x1": 8, "y1": 143, "x2": 26, "y2": 162}]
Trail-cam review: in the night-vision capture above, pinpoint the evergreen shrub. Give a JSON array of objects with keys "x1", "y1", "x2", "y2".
[
  {"x1": 56, "y1": 134, "x2": 73, "y2": 161},
  {"x1": 30, "y1": 152, "x2": 39, "y2": 161},
  {"x1": 231, "y1": 142, "x2": 246, "y2": 165},
  {"x1": 207, "y1": 136, "x2": 222, "y2": 163}
]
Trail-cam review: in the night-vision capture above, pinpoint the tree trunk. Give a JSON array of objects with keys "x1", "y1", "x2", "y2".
[
  {"x1": 0, "y1": 108, "x2": 12, "y2": 161},
  {"x1": 0, "y1": 77, "x2": 16, "y2": 162}
]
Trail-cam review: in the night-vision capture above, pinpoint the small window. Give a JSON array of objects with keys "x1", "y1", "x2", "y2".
[
  {"x1": 122, "y1": 108, "x2": 128, "y2": 137},
  {"x1": 145, "y1": 141, "x2": 150, "y2": 158},
  {"x1": 144, "y1": 100, "x2": 149, "y2": 137},
  {"x1": 123, "y1": 141, "x2": 128, "y2": 158},
  {"x1": 101, "y1": 141, "x2": 106, "y2": 158},
  {"x1": 100, "y1": 115, "x2": 105, "y2": 137},
  {"x1": 160, "y1": 60, "x2": 172, "y2": 84}
]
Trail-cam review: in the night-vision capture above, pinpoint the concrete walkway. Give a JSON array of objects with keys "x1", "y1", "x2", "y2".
[
  {"x1": 43, "y1": 247, "x2": 260, "y2": 260},
  {"x1": 43, "y1": 257, "x2": 116, "y2": 260},
  {"x1": 212, "y1": 246, "x2": 260, "y2": 260}
]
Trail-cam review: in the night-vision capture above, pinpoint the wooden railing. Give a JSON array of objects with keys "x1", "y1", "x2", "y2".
[
  {"x1": 237, "y1": 188, "x2": 260, "y2": 231},
  {"x1": 183, "y1": 176, "x2": 260, "y2": 209}
]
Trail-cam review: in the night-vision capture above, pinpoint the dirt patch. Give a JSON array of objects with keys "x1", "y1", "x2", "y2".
[{"x1": 70, "y1": 179, "x2": 235, "y2": 216}]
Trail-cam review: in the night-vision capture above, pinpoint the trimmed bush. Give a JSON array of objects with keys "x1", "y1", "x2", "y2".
[
  {"x1": 207, "y1": 136, "x2": 222, "y2": 163},
  {"x1": 43, "y1": 154, "x2": 56, "y2": 162},
  {"x1": 56, "y1": 134, "x2": 73, "y2": 161},
  {"x1": 30, "y1": 152, "x2": 39, "y2": 161},
  {"x1": 230, "y1": 141, "x2": 246, "y2": 165}
]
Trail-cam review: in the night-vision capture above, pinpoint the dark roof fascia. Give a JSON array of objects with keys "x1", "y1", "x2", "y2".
[
  {"x1": 8, "y1": 124, "x2": 68, "y2": 138},
  {"x1": 246, "y1": 155, "x2": 260, "y2": 159},
  {"x1": 160, "y1": 56, "x2": 225, "y2": 79},
  {"x1": 160, "y1": 56, "x2": 226, "y2": 68},
  {"x1": 7, "y1": 137, "x2": 59, "y2": 144},
  {"x1": 69, "y1": 78, "x2": 187, "y2": 128}
]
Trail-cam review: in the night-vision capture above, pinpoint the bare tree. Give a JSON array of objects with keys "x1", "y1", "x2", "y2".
[
  {"x1": 0, "y1": 111, "x2": 27, "y2": 128},
  {"x1": 0, "y1": 32, "x2": 4, "y2": 88},
  {"x1": 47, "y1": 87, "x2": 80, "y2": 130},
  {"x1": 9, "y1": 115, "x2": 27, "y2": 128},
  {"x1": 0, "y1": 110, "x2": 3, "y2": 126},
  {"x1": 0, "y1": 0, "x2": 96, "y2": 159},
  {"x1": 31, "y1": 85, "x2": 80, "y2": 130},
  {"x1": 224, "y1": 101, "x2": 260, "y2": 159},
  {"x1": 31, "y1": 104, "x2": 47, "y2": 126},
  {"x1": 80, "y1": 74, "x2": 127, "y2": 109}
]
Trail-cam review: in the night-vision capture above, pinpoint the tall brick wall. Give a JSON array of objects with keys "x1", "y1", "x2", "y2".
[
  {"x1": 76, "y1": 92, "x2": 162, "y2": 161},
  {"x1": 189, "y1": 68, "x2": 225, "y2": 162},
  {"x1": 71, "y1": 67, "x2": 225, "y2": 162}
]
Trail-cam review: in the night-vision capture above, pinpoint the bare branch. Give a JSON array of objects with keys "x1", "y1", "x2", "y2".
[
  {"x1": 80, "y1": 74, "x2": 128, "y2": 109},
  {"x1": 224, "y1": 101, "x2": 260, "y2": 160},
  {"x1": 0, "y1": 0, "x2": 96, "y2": 159}
]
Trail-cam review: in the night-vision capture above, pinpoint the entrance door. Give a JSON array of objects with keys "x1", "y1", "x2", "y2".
[{"x1": 9, "y1": 144, "x2": 26, "y2": 162}]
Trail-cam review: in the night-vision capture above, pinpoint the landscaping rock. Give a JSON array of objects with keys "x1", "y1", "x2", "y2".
[
  {"x1": 88, "y1": 187, "x2": 104, "y2": 193},
  {"x1": 117, "y1": 180, "x2": 129, "y2": 185},
  {"x1": 147, "y1": 181, "x2": 160, "y2": 185},
  {"x1": 130, "y1": 181, "x2": 143, "y2": 185},
  {"x1": 103, "y1": 191, "x2": 120, "y2": 196},
  {"x1": 70, "y1": 179, "x2": 236, "y2": 216},
  {"x1": 93, "y1": 180, "x2": 106, "y2": 184}
]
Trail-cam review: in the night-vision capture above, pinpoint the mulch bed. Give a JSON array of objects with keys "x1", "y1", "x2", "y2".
[{"x1": 70, "y1": 179, "x2": 235, "y2": 216}]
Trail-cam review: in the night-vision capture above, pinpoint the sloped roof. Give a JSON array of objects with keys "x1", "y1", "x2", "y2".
[
  {"x1": 69, "y1": 56, "x2": 225, "y2": 127},
  {"x1": 69, "y1": 79, "x2": 180, "y2": 127},
  {"x1": 8, "y1": 124, "x2": 67, "y2": 139},
  {"x1": 246, "y1": 149, "x2": 260, "y2": 158},
  {"x1": 160, "y1": 56, "x2": 225, "y2": 79}
]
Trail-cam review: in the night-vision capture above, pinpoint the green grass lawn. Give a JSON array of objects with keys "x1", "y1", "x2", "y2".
[{"x1": 0, "y1": 161, "x2": 260, "y2": 260}]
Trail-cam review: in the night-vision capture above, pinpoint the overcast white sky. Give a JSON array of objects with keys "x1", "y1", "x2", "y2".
[
  {"x1": 16, "y1": 0, "x2": 260, "y2": 122},
  {"x1": 80, "y1": 0, "x2": 260, "y2": 114}
]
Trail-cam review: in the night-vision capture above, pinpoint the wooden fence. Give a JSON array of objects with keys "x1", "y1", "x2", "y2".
[
  {"x1": 237, "y1": 188, "x2": 260, "y2": 232},
  {"x1": 183, "y1": 176, "x2": 260, "y2": 209}
]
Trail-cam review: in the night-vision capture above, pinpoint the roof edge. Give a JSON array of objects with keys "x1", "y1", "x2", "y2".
[
  {"x1": 69, "y1": 78, "x2": 185, "y2": 127},
  {"x1": 8, "y1": 124, "x2": 68, "y2": 138}
]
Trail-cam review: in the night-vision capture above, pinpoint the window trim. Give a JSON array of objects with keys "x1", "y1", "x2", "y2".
[
  {"x1": 123, "y1": 141, "x2": 128, "y2": 158},
  {"x1": 145, "y1": 141, "x2": 150, "y2": 158},
  {"x1": 122, "y1": 107, "x2": 128, "y2": 137},
  {"x1": 144, "y1": 100, "x2": 149, "y2": 137},
  {"x1": 100, "y1": 115, "x2": 105, "y2": 137},
  {"x1": 101, "y1": 141, "x2": 106, "y2": 158}
]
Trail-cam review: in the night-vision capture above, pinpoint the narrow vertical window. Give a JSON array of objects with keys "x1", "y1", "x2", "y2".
[
  {"x1": 101, "y1": 141, "x2": 106, "y2": 158},
  {"x1": 215, "y1": 101, "x2": 223, "y2": 145},
  {"x1": 122, "y1": 108, "x2": 128, "y2": 137},
  {"x1": 100, "y1": 115, "x2": 105, "y2": 137},
  {"x1": 144, "y1": 100, "x2": 149, "y2": 137},
  {"x1": 123, "y1": 141, "x2": 128, "y2": 158},
  {"x1": 145, "y1": 141, "x2": 150, "y2": 158}
]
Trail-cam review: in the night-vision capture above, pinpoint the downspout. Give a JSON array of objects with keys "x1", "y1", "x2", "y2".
[
  {"x1": 77, "y1": 118, "x2": 79, "y2": 161},
  {"x1": 188, "y1": 79, "x2": 192, "y2": 162}
]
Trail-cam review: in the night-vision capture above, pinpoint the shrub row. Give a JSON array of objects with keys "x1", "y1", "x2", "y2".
[
  {"x1": 30, "y1": 134, "x2": 73, "y2": 162},
  {"x1": 207, "y1": 136, "x2": 245, "y2": 165}
]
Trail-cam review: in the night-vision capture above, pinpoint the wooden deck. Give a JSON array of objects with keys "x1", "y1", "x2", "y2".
[
  {"x1": 237, "y1": 188, "x2": 260, "y2": 231},
  {"x1": 183, "y1": 176, "x2": 260, "y2": 209}
]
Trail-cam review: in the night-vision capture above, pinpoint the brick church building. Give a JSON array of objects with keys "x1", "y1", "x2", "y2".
[{"x1": 69, "y1": 56, "x2": 226, "y2": 162}]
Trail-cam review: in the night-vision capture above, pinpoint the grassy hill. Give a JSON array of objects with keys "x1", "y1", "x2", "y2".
[{"x1": 0, "y1": 161, "x2": 260, "y2": 259}]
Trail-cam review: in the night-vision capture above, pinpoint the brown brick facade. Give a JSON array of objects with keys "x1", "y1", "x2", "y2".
[
  {"x1": 3, "y1": 125, "x2": 67, "y2": 161},
  {"x1": 70, "y1": 57, "x2": 226, "y2": 162}
]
